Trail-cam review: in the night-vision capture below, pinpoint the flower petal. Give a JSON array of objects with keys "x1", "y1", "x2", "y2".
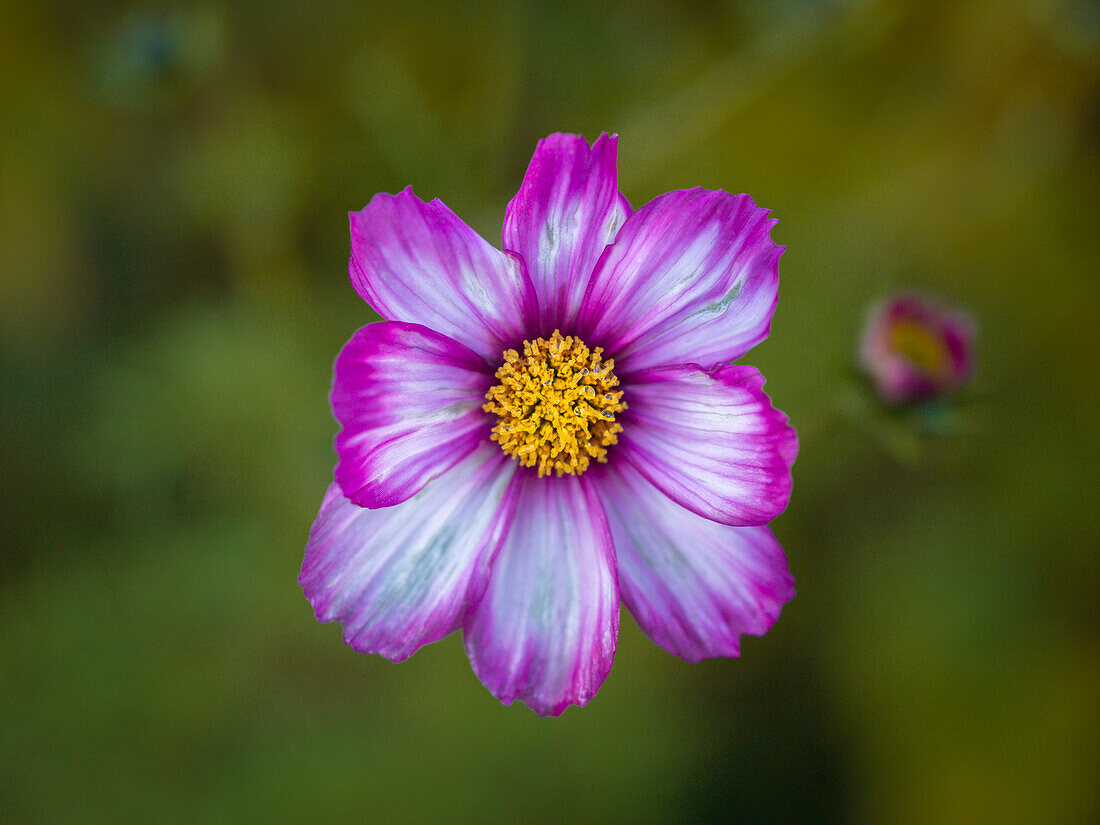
[
  {"x1": 503, "y1": 133, "x2": 630, "y2": 333},
  {"x1": 331, "y1": 321, "x2": 493, "y2": 508},
  {"x1": 464, "y1": 473, "x2": 619, "y2": 716},
  {"x1": 619, "y1": 364, "x2": 798, "y2": 526},
  {"x1": 349, "y1": 188, "x2": 537, "y2": 361},
  {"x1": 577, "y1": 188, "x2": 782, "y2": 374},
  {"x1": 595, "y1": 460, "x2": 794, "y2": 662},
  {"x1": 301, "y1": 444, "x2": 517, "y2": 662}
]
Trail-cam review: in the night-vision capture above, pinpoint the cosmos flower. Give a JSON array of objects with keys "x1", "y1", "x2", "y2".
[
  {"x1": 302, "y1": 133, "x2": 798, "y2": 716},
  {"x1": 860, "y1": 293, "x2": 975, "y2": 404}
]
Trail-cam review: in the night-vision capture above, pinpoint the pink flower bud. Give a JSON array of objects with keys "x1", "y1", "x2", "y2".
[{"x1": 860, "y1": 294, "x2": 975, "y2": 404}]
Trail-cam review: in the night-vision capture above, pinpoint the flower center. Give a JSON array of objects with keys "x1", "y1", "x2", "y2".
[
  {"x1": 483, "y1": 330, "x2": 626, "y2": 477},
  {"x1": 890, "y1": 320, "x2": 952, "y2": 379}
]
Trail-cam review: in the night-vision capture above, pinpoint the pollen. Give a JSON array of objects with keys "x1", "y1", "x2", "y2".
[{"x1": 484, "y1": 330, "x2": 626, "y2": 477}]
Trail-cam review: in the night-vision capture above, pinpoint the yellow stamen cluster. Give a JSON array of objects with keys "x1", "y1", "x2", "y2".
[
  {"x1": 484, "y1": 330, "x2": 627, "y2": 477},
  {"x1": 890, "y1": 320, "x2": 951, "y2": 378}
]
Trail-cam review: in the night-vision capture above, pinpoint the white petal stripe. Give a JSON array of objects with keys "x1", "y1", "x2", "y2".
[
  {"x1": 301, "y1": 444, "x2": 517, "y2": 662},
  {"x1": 465, "y1": 473, "x2": 619, "y2": 716}
]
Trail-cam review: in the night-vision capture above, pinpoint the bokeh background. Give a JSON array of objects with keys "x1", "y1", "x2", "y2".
[{"x1": 2, "y1": 1, "x2": 1098, "y2": 822}]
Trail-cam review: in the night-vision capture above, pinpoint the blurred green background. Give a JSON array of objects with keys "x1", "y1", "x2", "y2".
[{"x1": 2, "y1": 0, "x2": 1097, "y2": 822}]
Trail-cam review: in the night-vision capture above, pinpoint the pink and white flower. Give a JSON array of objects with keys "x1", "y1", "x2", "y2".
[
  {"x1": 860, "y1": 293, "x2": 975, "y2": 404},
  {"x1": 302, "y1": 133, "x2": 798, "y2": 716}
]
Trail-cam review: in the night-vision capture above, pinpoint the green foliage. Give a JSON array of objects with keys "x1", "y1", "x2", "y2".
[{"x1": 2, "y1": 1, "x2": 1097, "y2": 822}]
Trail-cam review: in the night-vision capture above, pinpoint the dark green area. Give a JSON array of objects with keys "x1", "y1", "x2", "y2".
[{"x1": 2, "y1": 1, "x2": 1097, "y2": 823}]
